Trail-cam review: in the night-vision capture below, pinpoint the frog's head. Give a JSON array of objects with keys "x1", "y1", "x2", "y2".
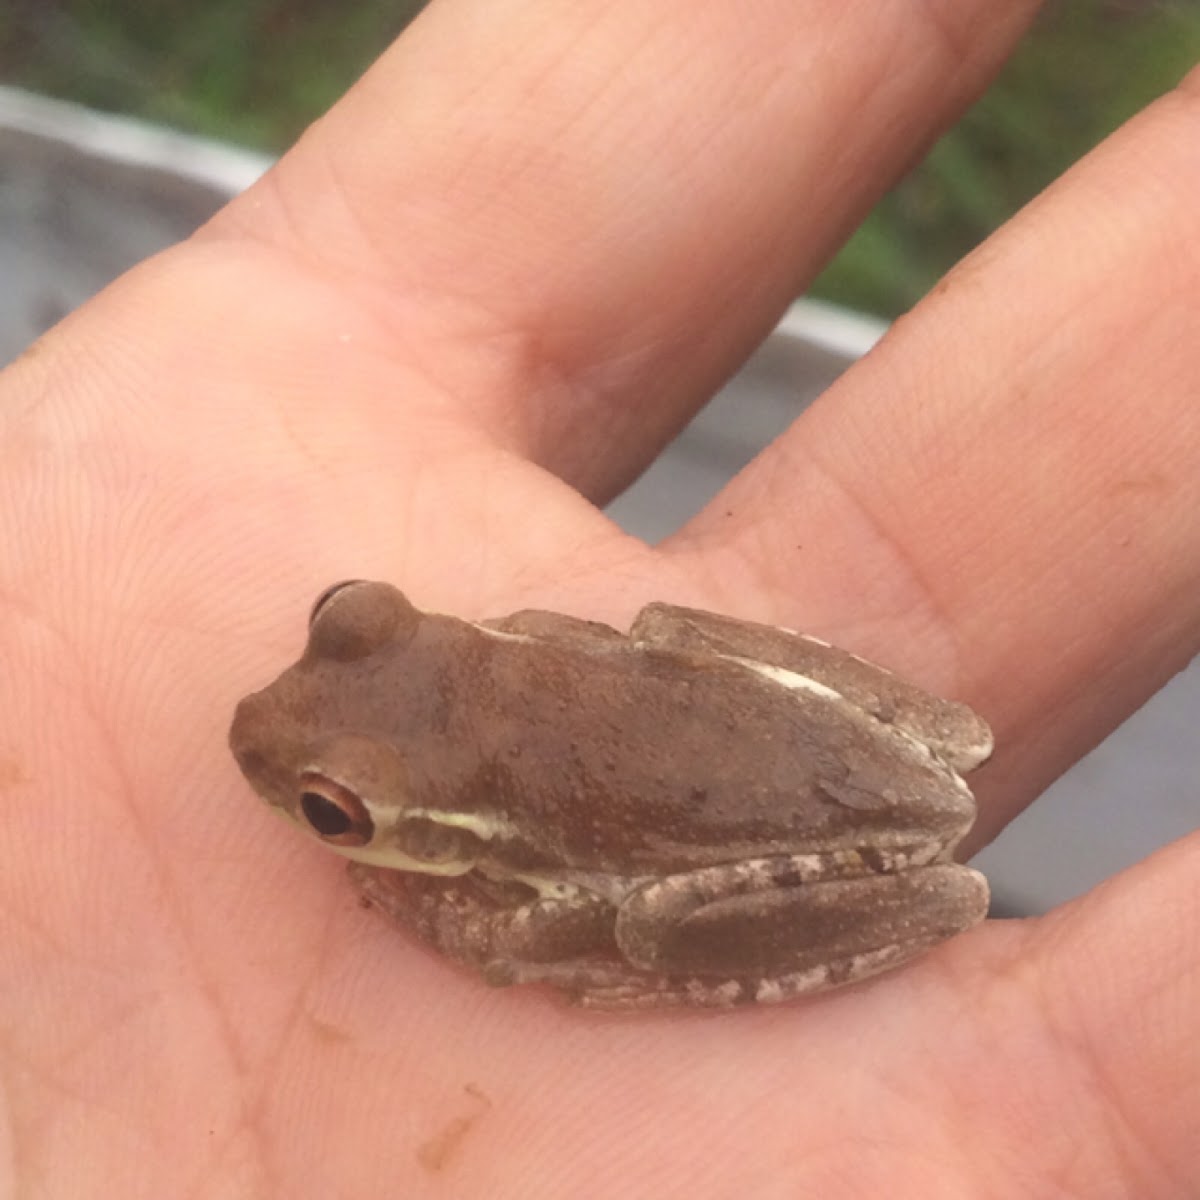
[{"x1": 229, "y1": 581, "x2": 485, "y2": 876}]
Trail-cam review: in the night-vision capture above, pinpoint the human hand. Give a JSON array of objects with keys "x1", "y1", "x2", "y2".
[{"x1": 2, "y1": 2, "x2": 1197, "y2": 1195}]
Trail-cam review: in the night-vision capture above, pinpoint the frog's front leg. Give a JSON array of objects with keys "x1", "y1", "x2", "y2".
[
  {"x1": 631, "y1": 602, "x2": 992, "y2": 771},
  {"x1": 347, "y1": 862, "x2": 617, "y2": 976},
  {"x1": 612, "y1": 853, "x2": 988, "y2": 1000}
]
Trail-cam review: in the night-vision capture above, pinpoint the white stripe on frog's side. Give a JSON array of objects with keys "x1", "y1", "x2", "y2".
[
  {"x1": 345, "y1": 804, "x2": 521, "y2": 873},
  {"x1": 476, "y1": 622, "x2": 979, "y2": 789},
  {"x1": 797, "y1": 632, "x2": 833, "y2": 648},
  {"x1": 764, "y1": 622, "x2": 833, "y2": 650},
  {"x1": 727, "y1": 658, "x2": 846, "y2": 703},
  {"x1": 303, "y1": 759, "x2": 521, "y2": 846},
  {"x1": 322, "y1": 840, "x2": 475, "y2": 875},
  {"x1": 276, "y1": 794, "x2": 478, "y2": 876},
  {"x1": 721, "y1": 654, "x2": 975, "y2": 795},
  {"x1": 469, "y1": 623, "x2": 535, "y2": 643},
  {"x1": 292, "y1": 762, "x2": 519, "y2": 872},
  {"x1": 403, "y1": 806, "x2": 519, "y2": 841}
]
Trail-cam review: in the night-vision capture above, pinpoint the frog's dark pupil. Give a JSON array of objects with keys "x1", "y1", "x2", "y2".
[{"x1": 302, "y1": 791, "x2": 352, "y2": 836}]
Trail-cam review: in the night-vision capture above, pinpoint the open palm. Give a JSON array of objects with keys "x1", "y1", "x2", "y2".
[{"x1": 3, "y1": 2, "x2": 1198, "y2": 1196}]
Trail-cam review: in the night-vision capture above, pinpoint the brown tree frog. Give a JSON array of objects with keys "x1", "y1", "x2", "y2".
[{"x1": 230, "y1": 581, "x2": 993, "y2": 1008}]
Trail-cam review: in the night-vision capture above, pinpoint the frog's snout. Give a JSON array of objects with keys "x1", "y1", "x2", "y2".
[{"x1": 229, "y1": 690, "x2": 274, "y2": 782}]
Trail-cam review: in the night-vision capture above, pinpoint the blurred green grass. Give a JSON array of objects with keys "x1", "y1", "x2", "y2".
[
  {"x1": 815, "y1": 1, "x2": 1200, "y2": 314},
  {"x1": 2, "y1": 0, "x2": 1196, "y2": 316}
]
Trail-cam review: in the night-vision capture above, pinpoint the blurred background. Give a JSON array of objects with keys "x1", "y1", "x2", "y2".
[
  {"x1": 4, "y1": 0, "x2": 1199, "y2": 316},
  {"x1": 0, "y1": 0, "x2": 1197, "y2": 915}
]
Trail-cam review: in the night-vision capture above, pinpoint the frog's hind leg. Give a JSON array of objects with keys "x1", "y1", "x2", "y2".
[
  {"x1": 612, "y1": 854, "x2": 988, "y2": 999},
  {"x1": 630, "y1": 603, "x2": 992, "y2": 771}
]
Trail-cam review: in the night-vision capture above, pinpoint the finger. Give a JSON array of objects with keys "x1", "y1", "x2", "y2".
[
  {"x1": 668, "y1": 67, "x2": 1200, "y2": 838},
  {"x1": 975, "y1": 834, "x2": 1200, "y2": 1191},
  {"x1": 213, "y1": 0, "x2": 1040, "y2": 498}
]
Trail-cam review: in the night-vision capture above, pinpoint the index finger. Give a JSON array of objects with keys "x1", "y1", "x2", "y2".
[{"x1": 214, "y1": 0, "x2": 1040, "y2": 499}]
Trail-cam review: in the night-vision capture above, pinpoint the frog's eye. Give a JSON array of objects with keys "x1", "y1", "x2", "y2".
[
  {"x1": 309, "y1": 580, "x2": 365, "y2": 627},
  {"x1": 297, "y1": 772, "x2": 374, "y2": 847},
  {"x1": 306, "y1": 580, "x2": 420, "y2": 662}
]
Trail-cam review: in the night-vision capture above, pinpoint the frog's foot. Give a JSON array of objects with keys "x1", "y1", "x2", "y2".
[
  {"x1": 480, "y1": 957, "x2": 707, "y2": 1006},
  {"x1": 486, "y1": 937, "x2": 941, "y2": 1008},
  {"x1": 574, "y1": 940, "x2": 952, "y2": 1009}
]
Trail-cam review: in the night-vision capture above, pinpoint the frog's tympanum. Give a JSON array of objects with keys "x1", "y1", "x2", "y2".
[{"x1": 230, "y1": 581, "x2": 993, "y2": 1008}]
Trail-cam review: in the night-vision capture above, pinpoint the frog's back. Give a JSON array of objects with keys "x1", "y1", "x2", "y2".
[{"x1": 459, "y1": 631, "x2": 972, "y2": 874}]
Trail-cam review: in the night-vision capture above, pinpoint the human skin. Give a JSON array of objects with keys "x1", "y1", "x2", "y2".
[{"x1": 2, "y1": 0, "x2": 1198, "y2": 1195}]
